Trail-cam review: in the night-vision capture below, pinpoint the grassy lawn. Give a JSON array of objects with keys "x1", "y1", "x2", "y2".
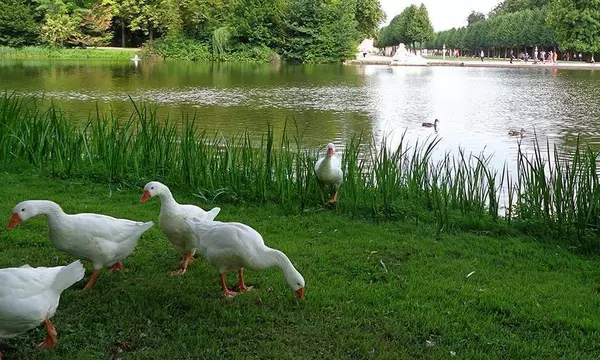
[
  {"x1": 1, "y1": 171, "x2": 600, "y2": 359},
  {"x1": 0, "y1": 46, "x2": 139, "y2": 60}
]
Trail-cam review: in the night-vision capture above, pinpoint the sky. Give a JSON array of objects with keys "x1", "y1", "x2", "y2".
[{"x1": 379, "y1": 0, "x2": 502, "y2": 32}]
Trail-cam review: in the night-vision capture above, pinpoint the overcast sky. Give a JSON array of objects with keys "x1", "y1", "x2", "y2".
[{"x1": 379, "y1": 0, "x2": 502, "y2": 32}]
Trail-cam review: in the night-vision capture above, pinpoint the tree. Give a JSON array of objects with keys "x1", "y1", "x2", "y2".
[
  {"x1": 73, "y1": 1, "x2": 113, "y2": 47},
  {"x1": 40, "y1": 12, "x2": 79, "y2": 46},
  {"x1": 547, "y1": 0, "x2": 600, "y2": 56},
  {"x1": 354, "y1": 0, "x2": 385, "y2": 38},
  {"x1": 410, "y1": 4, "x2": 434, "y2": 50},
  {"x1": 489, "y1": 0, "x2": 550, "y2": 16},
  {"x1": 0, "y1": 0, "x2": 40, "y2": 47},
  {"x1": 467, "y1": 11, "x2": 486, "y2": 26}
]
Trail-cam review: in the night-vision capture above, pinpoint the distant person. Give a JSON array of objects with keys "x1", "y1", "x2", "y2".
[
  {"x1": 510, "y1": 50, "x2": 514, "y2": 64},
  {"x1": 480, "y1": 50, "x2": 484, "y2": 62},
  {"x1": 541, "y1": 50, "x2": 546, "y2": 62},
  {"x1": 534, "y1": 48, "x2": 538, "y2": 64},
  {"x1": 553, "y1": 51, "x2": 558, "y2": 64},
  {"x1": 579, "y1": 53, "x2": 583, "y2": 61}
]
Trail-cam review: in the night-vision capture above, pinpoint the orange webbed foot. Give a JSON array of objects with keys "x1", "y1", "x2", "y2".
[
  {"x1": 223, "y1": 289, "x2": 238, "y2": 297},
  {"x1": 109, "y1": 262, "x2": 124, "y2": 272},
  {"x1": 36, "y1": 318, "x2": 57, "y2": 349}
]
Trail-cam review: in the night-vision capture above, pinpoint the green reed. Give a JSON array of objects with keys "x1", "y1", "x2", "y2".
[{"x1": 1, "y1": 94, "x2": 598, "y2": 247}]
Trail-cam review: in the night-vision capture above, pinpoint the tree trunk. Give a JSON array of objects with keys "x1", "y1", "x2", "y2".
[
  {"x1": 149, "y1": 23, "x2": 154, "y2": 41},
  {"x1": 121, "y1": 22, "x2": 126, "y2": 48}
]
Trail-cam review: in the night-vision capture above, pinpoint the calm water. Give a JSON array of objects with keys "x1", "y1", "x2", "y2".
[{"x1": 2, "y1": 59, "x2": 600, "y2": 172}]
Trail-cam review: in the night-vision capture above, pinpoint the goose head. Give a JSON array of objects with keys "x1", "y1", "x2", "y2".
[
  {"x1": 285, "y1": 267, "x2": 306, "y2": 298},
  {"x1": 8, "y1": 200, "x2": 46, "y2": 230},
  {"x1": 326, "y1": 143, "x2": 335, "y2": 157},
  {"x1": 140, "y1": 181, "x2": 168, "y2": 203}
]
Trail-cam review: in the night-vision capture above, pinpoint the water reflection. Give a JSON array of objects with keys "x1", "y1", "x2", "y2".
[{"x1": 1, "y1": 60, "x2": 600, "y2": 170}]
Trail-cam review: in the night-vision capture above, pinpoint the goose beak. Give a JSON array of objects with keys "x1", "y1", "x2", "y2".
[
  {"x1": 295, "y1": 287, "x2": 305, "y2": 299},
  {"x1": 7, "y1": 213, "x2": 21, "y2": 230},
  {"x1": 139, "y1": 191, "x2": 151, "y2": 203}
]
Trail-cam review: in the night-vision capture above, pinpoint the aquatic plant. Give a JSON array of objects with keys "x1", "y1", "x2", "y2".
[{"x1": 0, "y1": 94, "x2": 598, "y2": 248}]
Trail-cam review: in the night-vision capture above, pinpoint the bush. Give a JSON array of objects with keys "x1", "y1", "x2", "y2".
[
  {"x1": 224, "y1": 44, "x2": 280, "y2": 63},
  {"x1": 0, "y1": 0, "x2": 39, "y2": 47},
  {"x1": 142, "y1": 36, "x2": 211, "y2": 61}
]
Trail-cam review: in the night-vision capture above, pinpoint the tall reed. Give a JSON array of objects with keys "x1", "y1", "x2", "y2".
[{"x1": 1, "y1": 94, "x2": 598, "y2": 248}]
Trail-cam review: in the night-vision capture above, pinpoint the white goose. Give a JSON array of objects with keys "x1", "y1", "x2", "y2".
[
  {"x1": 0, "y1": 260, "x2": 84, "y2": 350},
  {"x1": 7, "y1": 200, "x2": 154, "y2": 289},
  {"x1": 140, "y1": 181, "x2": 221, "y2": 275},
  {"x1": 314, "y1": 143, "x2": 343, "y2": 203},
  {"x1": 185, "y1": 218, "x2": 305, "y2": 298}
]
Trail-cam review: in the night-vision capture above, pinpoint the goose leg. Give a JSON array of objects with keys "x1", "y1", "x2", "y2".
[
  {"x1": 109, "y1": 262, "x2": 124, "y2": 272},
  {"x1": 237, "y1": 268, "x2": 253, "y2": 292},
  {"x1": 37, "y1": 317, "x2": 58, "y2": 349},
  {"x1": 327, "y1": 185, "x2": 339, "y2": 204},
  {"x1": 170, "y1": 252, "x2": 194, "y2": 276},
  {"x1": 220, "y1": 273, "x2": 237, "y2": 297},
  {"x1": 83, "y1": 269, "x2": 100, "y2": 290}
]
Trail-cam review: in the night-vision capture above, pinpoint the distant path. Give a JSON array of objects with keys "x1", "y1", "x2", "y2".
[
  {"x1": 346, "y1": 55, "x2": 598, "y2": 70},
  {"x1": 90, "y1": 46, "x2": 141, "y2": 51}
]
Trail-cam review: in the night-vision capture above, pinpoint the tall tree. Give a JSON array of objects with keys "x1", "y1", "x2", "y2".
[
  {"x1": 547, "y1": 0, "x2": 600, "y2": 56},
  {"x1": 409, "y1": 3, "x2": 434, "y2": 51},
  {"x1": 0, "y1": 0, "x2": 40, "y2": 46},
  {"x1": 467, "y1": 11, "x2": 485, "y2": 26},
  {"x1": 354, "y1": 0, "x2": 385, "y2": 38}
]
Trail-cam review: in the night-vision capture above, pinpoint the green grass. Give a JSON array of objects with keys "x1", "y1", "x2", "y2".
[
  {"x1": 1, "y1": 94, "x2": 599, "y2": 250},
  {"x1": 0, "y1": 46, "x2": 139, "y2": 60},
  {"x1": 1, "y1": 172, "x2": 600, "y2": 359}
]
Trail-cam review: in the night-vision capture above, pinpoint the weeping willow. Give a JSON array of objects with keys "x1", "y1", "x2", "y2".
[{"x1": 212, "y1": 27, "x2": 231, "y2": 60}]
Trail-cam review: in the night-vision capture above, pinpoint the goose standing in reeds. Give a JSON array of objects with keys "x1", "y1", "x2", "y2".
[{"x1": 314, "y1": 143, "x2": 343, "y2": 203}]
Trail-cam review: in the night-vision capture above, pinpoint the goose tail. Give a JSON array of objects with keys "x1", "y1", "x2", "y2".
[{"x1": 51, "y1": 260, "x2": 85, "y2": 293}]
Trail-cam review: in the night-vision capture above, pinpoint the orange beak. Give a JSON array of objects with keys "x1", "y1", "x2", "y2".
[
  {"x1": 7, "y1": 213, "x2": 21, "y2": 230},
  {"x1": 327, "y1": 148, "x2": 334, "y2": 157},
  {"x1": 295, "y1": 287, "x2": 305, "y2": 299},
  {"x1": 139, "y1": 190, "x2": 151, "y2": 203}
]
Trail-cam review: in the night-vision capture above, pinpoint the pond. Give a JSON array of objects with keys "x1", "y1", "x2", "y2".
[{"x1": 2, "y1": 59, "x2": 600, "y2": 173}]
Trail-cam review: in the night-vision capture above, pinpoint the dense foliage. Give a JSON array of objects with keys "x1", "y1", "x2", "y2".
[
  {"x1": 428, "y1": 8, "x2": 555, "y2": 57},
  {"x1": 547, "y1": 0, "x2": 600, "y2": 58},
  {"x1": 373, "y1": 3, "x2": 433, "y2": 51},
  {"x1": 0, "y1": 0, "x2": 384, "y2": 63},
  {"x1": 377, "y1": 0, "x2": 598, "y2": 60}
]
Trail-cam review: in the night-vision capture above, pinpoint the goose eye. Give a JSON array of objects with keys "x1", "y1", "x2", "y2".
[
  {"x1": 21, "y1": 208, "x2": 25, "y2": 212},
  {"x1": 150, "y1": 187, "x2": 154, "y2": 190}
]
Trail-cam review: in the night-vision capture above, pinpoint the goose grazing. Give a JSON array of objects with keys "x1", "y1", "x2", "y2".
[
  {"x1": 0, "y1": 260, "x2": 84, "y2": 350},
  {"x1": 422, "y1": 119, "x2": 439, "y2": 128},
  {"x1": 314, "y1": 143, "x2": 343, "y2": 203},
  {"x1": 140, "y1": 181, "x2": 221, "y2": 275},
  {"x1": 7, "y1": 200, "x2": 154, "y2": 290},
  {"x1": 185, "y1": 218, "x2": 305, "y2": 299}
]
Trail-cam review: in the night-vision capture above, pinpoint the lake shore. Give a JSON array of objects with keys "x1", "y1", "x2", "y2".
[
  {"x1": 346, "y1": 55, "x2": 599, "y2": 70},
  {"x1": 2, "y1": 171, "x2": 600, "y2": 359},
  {"x1": 0, "y1": 46, "x2": 140, "y2": 60}
]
